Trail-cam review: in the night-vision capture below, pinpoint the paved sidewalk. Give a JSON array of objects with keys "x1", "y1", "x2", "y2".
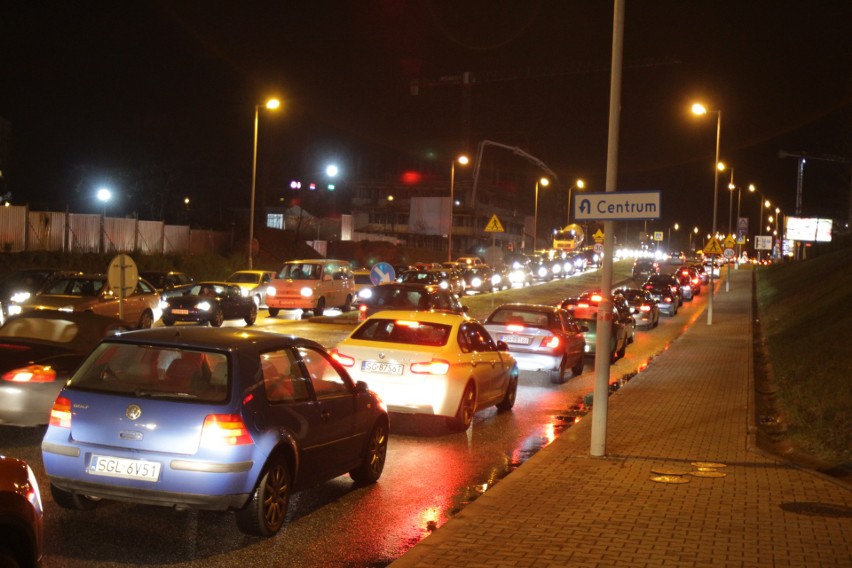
[{"x1": 391, "y1": 267, "x2": 852, "y2": 568}]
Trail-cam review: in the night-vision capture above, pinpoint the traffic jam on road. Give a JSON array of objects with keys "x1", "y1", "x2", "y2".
[{"x1": 0, "y1": 249, "x2": 717, "y2": 566}]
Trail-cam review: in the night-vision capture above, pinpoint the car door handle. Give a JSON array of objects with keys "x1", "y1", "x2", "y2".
[{"x1": 320, "y1": 409, "x2": 332, "y2": 421}]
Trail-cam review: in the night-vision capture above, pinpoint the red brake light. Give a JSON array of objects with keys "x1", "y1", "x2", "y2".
[
  {"x1": 590, "y1": 294, "x2": 603, "y2": 303},
  {"x1": 200, "y1": 414, "x2": 254, "y2": 447},
  {"x1": 577, "y1": 302, "x2": 590, "y2": 308},
  {"x1": 330, "y1": 348, "x2": 355, "y2": 368},
  {"x1": 541, "y1": 336, "x2": 561, "y2": 349},
  {"x1": 506, "y1": 324, "x2": 524, "y2": 332},
  {"x1": 639, "y1": 305, "x2": 651, "y2": 312},
  {"x1": 2, "y1": 364, "x2": 57, "y2": 383},
  {"x1": 49, "y1": 396, "x2": 72, "y2": 428},
  {"x1": 410, "y1": 359, "x2": 450, "y2": 375}
]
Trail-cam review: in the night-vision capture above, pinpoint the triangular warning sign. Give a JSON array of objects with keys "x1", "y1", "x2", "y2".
[
  {"x1": 723, "y1": 235, "x2": 737, "y2": 249},
  {"x1": 703, "y1": 237, "x2": 723, "y2": 255},
  {"x1": 484, "y1": 214, "x2": 505, "y2": 233}
]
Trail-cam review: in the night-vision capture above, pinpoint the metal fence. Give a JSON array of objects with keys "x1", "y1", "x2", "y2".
[{"x1": 0, "y1": 204, "x2": 230, "y2": 255}]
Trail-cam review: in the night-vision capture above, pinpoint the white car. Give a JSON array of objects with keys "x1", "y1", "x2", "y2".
[{"x1": 331, "y1": 310, "x2": 518, "y2": 431}]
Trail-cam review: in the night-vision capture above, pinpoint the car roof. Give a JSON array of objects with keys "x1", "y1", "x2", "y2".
[
  {"x1": 105, "y1": 327, "x2": 323, "y2": 352},
  {"x1": 361, "y1": 309, "x2": 472, "y2": 324},
  {"x1": 489, "y1": 303, "x2": 563, "y2": 313}
]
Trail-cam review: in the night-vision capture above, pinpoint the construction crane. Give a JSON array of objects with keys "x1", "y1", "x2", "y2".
[{"x1": 778, "y1": 150, "x2": 852, "y2": 220}]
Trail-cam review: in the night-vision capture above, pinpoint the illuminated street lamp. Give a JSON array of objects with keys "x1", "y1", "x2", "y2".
[
  {"x1": 533, "y1": 177, "x2": 550, "y2": 252},
  {"x1": 248, "y1": 98, "x2": 281, "y2": 269},
  {"x1": 566, "y1": 178, "x2": 585, "y2": 226},
  {"x1": 448, "y1": 155, "x2": 469, "y2": 261},
  {"x1": 692, "y1": 102, "x2": 722, "y2": 325}
]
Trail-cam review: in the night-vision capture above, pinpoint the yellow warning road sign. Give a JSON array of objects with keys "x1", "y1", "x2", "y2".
[
  {"x1": 723, "y1": 235, "x2": 737, "y2": 249},
  {"x1": 593, "y1": 229, "x2": 605, "y2": 243},
  {"x1": 703, "y1": 237, "x2": 723, "y2": 255},
  {"x1": 484, "y1": 214, "x2": 504, "y2": 233}
]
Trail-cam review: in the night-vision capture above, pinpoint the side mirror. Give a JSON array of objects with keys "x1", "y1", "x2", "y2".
[
  {"x1": 496, "y1": 340, "x2": 509, "y2": 352},
  {"x1": 580, "y1": 325, "x2": 590, "y2": 332},
  {"x1": 462, "y1": 305, "x2": 470, "y2": 312},
  {"x1": 355, "y1": 380, "x2": 370, "y2": 394}
]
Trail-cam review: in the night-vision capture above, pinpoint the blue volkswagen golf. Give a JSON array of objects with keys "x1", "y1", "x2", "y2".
[{"x1": 41, "y1": 327, "x2": 389, "y2": 537}]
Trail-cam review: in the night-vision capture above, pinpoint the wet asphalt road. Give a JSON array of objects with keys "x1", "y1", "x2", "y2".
[{"x1": 0, "y1": 265, "x2": 706, "y2": 567}]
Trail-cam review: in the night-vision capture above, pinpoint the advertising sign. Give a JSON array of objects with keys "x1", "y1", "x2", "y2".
[{"x1": 784, "y1": 217, "x2": 832, "y2": 242}]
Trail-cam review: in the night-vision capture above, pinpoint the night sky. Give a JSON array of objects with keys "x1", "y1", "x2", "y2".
[{"x1": 1, "y1": 1, "x2": 849, "y2": 238}]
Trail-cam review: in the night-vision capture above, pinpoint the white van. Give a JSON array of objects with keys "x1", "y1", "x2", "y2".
[{"x1": 265, "y1": 259, "x2": 355, "y2": 317}]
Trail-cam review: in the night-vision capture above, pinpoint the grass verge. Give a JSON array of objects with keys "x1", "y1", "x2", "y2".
[{"x1": 755, "y1": 241, "x2": 852, "y2": 471}]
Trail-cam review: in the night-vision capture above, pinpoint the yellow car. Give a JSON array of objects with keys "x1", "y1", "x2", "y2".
[{"x1": 332, "y1": 310, "x2": 518, "y2": 431}]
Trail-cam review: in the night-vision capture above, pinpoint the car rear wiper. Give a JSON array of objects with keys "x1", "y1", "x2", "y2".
[{"x1": 133, "y1": 389, "x2": 198, "y2": 399}]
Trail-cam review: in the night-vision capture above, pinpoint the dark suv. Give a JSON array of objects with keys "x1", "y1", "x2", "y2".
[
  {"x1": 356, "y1": 283, "x2": 467, "y2": 321},
  {"x1": 632, "y1": 259, "x2": 659, "y2": 279}
]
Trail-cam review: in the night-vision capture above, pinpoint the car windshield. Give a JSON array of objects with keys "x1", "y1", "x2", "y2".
[
  {"x1": 486, "y1": 309, "x2": 551, "y2": 329},
  {"x1": 278, "y1": 264, "x2": 322, "y2": 280},
  {"x1": 69, "y1": 342, "x2": 230, "y2": 402},
  {"x1": 42, "y1": 277, "x2": 105, "y2": 297},
  {"x1": 351, "y1": 318, "x2": 451, "y2": 347}
]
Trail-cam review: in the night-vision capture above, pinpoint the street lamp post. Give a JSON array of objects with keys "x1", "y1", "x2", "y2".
[
  {"x1": 448, "y1": 155, "x2": 469, "y2": 262},
  {"x1": 533, "y1": 177, "x2": 550, "y2": 252},
  {"x1": 566, "y1": 179, "x2": 585, "y2": 226},
  {"x1": 689, "y1": 226, "x2": 699, "y2": 253},
  {"x1": 97, "y1": 187, "x2": 112, "y2": 254},
  {"x1": 248, "y1": 98, "x2": 280, "y2": 269},
  {"x1": 692, "y1": 103, "x2": 722, "y2": 325},
  {"x1": 726, "y1": 168, "x2": 735, "y2": 291},
  {"x1": 668, "y1": 222, "x2": 679, "y2": 252}
]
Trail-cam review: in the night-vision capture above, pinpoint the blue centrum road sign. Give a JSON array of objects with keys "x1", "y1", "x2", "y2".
[{"x1": 574, "y1": 190, "x2": 661, "y2": 221}]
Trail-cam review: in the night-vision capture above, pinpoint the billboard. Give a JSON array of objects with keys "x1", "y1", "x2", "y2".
[{"x1": 784, "y1": 217, "x2": 832, "y2": 242}]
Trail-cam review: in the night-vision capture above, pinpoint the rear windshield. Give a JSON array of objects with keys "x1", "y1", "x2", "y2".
[
  {"x1": 351, "y1": 318, "x2": 451, "y2": 347},
  {"x1": 68, "y1": 342, "x2": 230, "y2": 402},
  {"x1": 485, "y1": 309, "x2": 551, "y2": 328}
]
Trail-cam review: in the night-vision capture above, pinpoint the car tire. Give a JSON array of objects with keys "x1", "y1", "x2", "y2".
[
  {"x1": 137, "y1": 309, "x2": 154, "y2": 329},
  {"x1": 616, "y1": 338, "x2": 627, "y2": 359},
  {"x1": 550, "y1": 356, "x2": 568, "y2": 384},
  {"x1": 497, "y1": 369, "x2": 518, "y2": 411},
  {"x1": 349, "y1": 418, "x2": 389, "y2": 485},
  {"x1": 449, "y1": 383, "x2": 476, "y2": 431},
  {"x1": 210, "y1": 306, "x2": 224, "y2": 327},
  {"x1": 244, "y1": 303, "x2": 258, "y2": 326},
  {"x1": 268, "y1": 308, "x2": 280, "y2": 317},
  {"x1": 341, "y1": 295, "x2": 353, "y2": 313},
  {"x1": 51, "y1": 484, "x2": 99, "y2": 511},
  {"x1": 235, "y1": 458, "x2": 291, "y2": 537},
  {"x1": 313, "y1": 298, "x2": 326, "y2": 317},
  {"x1": 571, "y1": 356, "x2": 585, "y2": 377},
  {"x1": 162, "y1": 315, "x2": 175, "y2": 327}
]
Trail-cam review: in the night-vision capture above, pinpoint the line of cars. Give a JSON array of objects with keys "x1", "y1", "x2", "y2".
[{"x1": 0, "y1": 251, "x2": 619, "y2": 547}]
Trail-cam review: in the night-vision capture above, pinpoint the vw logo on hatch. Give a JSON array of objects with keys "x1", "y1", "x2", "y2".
[{"x1": 125, "y1": 404, "x2": 142, "y2": 420}]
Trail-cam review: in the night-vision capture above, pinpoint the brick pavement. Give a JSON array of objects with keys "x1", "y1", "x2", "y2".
[{"x1": 390, "y1": 266, "x2": 852, "y2": 568}]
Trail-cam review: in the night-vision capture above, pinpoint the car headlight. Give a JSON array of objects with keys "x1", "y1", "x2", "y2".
[
  {"x1": 239, "y1": 288, "x2": 250, "y2": 297},
  {"x1": 471, "y1": 277, "x2": 482, "y2": 287},
  {"x1": 159, "y1": 300, "x2": 169, "y2": 311},
  {"x1": 59, "y1": 306, "x2": 73, "y2": 312},
  {"x1": 266, "y1": 286, "x2": 276, "y2": 297},
  {"x1": 11, "y1": 291, "x2": 31, "y2": 303},
  {"x1": 358, "y1": 288, "x2": 373, "y2": 299},
  {"x1": 300, "y1": 287, "x2": 314, "y2": 298},
  {"x1": 197, "y1": 301, "x2": 211, "y2": 311},
  {"x1": 537, "y1": 267, "x2": 548, "y2": 277},
  {"x1": 8, "y1": 304, "x2": 22, "y2": 315},
  {"x1": 439, "y1": 281, "x2": 449, "y2": 289}
]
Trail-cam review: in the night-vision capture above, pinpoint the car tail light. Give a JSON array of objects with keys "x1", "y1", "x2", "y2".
[
  {"x1": 639, "y1": 305, "x2": 651, "y2": 312},
  {"x1": 2, "y1": 364, "x2": 57, "y2": 383},
  {"x1": 590, "y1": 294, "x2": 603, "y2": 303},
  {"x1": 49, "y1": 396, "x2": 72, "y2": 428},
  {"x1": 200, "y1": 414, "x2": 254, "y2": 448},
  {"x1": 540, "y1": 336, "x2": 561, "y2": 349},
  {"x1": 358, "y1": 304, "x2": 368, "y2": 321},
  {"x1": 330, "y1": 349, "x2": 355, "y2": 368},
  {"x1": 410, "y1": 359, "x2": 450, "y2": 375},
  {"x1": 577, "y1": 302, "x2": 590, "y2": 308},
  {"x1": 692, "y1": 277, "x2": 700, "y2": 285},
  {"x1": 663, "y1": 297, "x2": 673, "y2": 303}
]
